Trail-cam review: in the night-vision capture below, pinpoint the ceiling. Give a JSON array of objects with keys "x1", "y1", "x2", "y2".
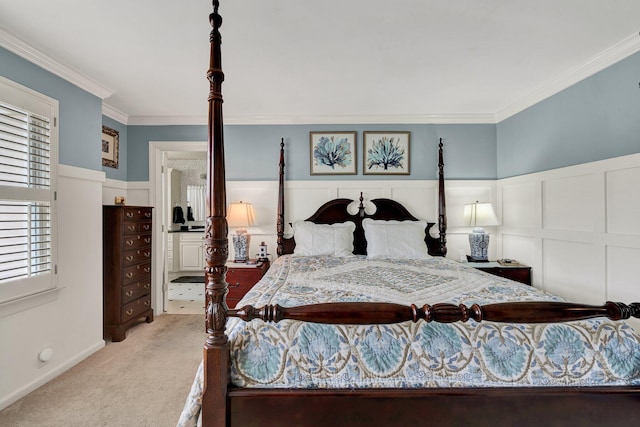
[{"x1": 1, "y1": 1, "x2": 639, "y2": 125}]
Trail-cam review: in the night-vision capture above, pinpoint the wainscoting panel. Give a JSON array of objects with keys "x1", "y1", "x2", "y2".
[
  {"x1": 389, "y1": 184, "x2": 438, "y2": 222},
  {"x1": 607, "y1": 246, "x2": 640, "y2": 302},
  {"x1": 543, "y1": 239, "x2": 603, "y2": 303},
  {"x1": 542, "y1": 174, "x2": 598, "y2": 232},
  {"x1": 502, "y1": 234, "x2": 536, "y2": 268},
  {"x1": 501, "y1": 182, "x2": 537, "y2": 229},
  {"x1": 606, "y1": 166, "x2": 640, "y2": 236},
  {"x1": 499, "y1": 153, "x2": 640, "y2": 332}
]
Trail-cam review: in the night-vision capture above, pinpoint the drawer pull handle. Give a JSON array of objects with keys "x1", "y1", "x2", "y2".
[
  {"x1": 126, "y1": 255, "x2": 134, "y2": 261},
  {"x1": 143, "y1": 283, "x2": 150, "y2": 289},
  {"x1": 143, "y1": 251, "x2": 150, "y2": 258},
  {"x1": 144, "y1": 238, "x2": 151, "y2": 243},
  {"x1": 127, "y1": 225, "x2": 135, "y2": 231},
  {"x1": 144, "y1": 300, "x2": 150, "y2": 306},
  {"x1": 125, "y1": 290, "x2": 134, "y2": 297},
  {"x1": 126, "y1": 308, "x2": 134, "y2": 316},
  {"x1": 126, "y1": 212, "x2": 134, "y2": 218},
  {"x1": 126, "y1": 240, "x2": 134, "y2": 246},
  {"x1": 143, "y1": 225, "x2": 150, "y2": 231},
  {"x1": 126, "y1": 272, "x2": 133, "y2": 279},
  {"x1": 144, "y1": 267, "x2": 150, "y2": 273},
  {"x1": 144, "y1": 212, "x2": 151, "y2": 218}
]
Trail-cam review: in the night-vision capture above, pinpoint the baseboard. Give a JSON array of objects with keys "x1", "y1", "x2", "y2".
[{"x1": 0, "y1": 340, "x2": 105, "y2": 410}]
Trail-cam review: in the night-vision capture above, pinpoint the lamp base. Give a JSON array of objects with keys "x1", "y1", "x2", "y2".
[
  {"x1": 468, "y1": 232, "x2": 490, "y2": 262},
  {"x1": 232, "y1": 233, "x2": 251, "y2": 263}
]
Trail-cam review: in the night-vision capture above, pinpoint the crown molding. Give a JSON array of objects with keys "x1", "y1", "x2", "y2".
[
  {"x1": 495, "y1": 31, "x2": 640, "y2": 123},
  {"x1": 127, "y1": 115, "x2": 208, "y2": 126},
  {"x1": 4, "y1": 27, "x2": 636, "y2": 126},
  {"x1": 127, "y1": 113, "x2": 496, "y2": 126},
  {"x1": 0, "y1": 28, "x2": 114, "y2": 100},
  {"x1": 102, "y1": 103, "x2": 129, "y2": 124}
]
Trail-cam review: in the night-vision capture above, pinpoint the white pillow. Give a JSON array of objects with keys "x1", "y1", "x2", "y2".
[
  {"x1": 292, "y1": 221, "x2": 356, "y2": 257},
  {"x1": 362, "y1": 218, "x2": 431, "y2": 259}
]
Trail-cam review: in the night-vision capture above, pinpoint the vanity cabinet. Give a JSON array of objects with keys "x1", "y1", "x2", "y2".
[
  {"x1": 103, "y1": 205, "x2": 154, "y2": 342},
  {"x1": 179, "y1": 232, "x2": 205, "y2": 271}
]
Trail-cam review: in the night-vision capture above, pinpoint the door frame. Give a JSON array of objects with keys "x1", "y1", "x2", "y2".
[{"x1": 148, "y1": 141, "x2": 207, "y2": 313}]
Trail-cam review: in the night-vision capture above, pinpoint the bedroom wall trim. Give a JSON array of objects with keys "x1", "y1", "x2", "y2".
[
  {"x1": 1, "y1": 164, "x2": 105, "y2": 411},
  {"x1": 495, "y1": 31, "x2": 640, "y2": 122},
  {"x1": 497, "y1": 152, "x2": 640, "y2": 331},
  {"x1": 0, "y1": 28, "x2": 114, "y2": 100},
  {"x1": 0, "y1": 341, "x2": 104, "y2": 410}
]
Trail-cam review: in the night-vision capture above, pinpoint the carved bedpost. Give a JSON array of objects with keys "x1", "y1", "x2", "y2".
[
  {"x1": 277, "y1": 138, "x2": 285, "y2": 256},
  {"x1": 437, "y1": 139, "x2": 447, "y2": 257},
  {"x1": 202, "y1": 1, "x2": 229, "y2": 426}
]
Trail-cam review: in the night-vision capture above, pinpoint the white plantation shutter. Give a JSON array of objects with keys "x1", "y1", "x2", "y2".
[{"x1": 0, "y1": 77, "x2": 57, "y2": 302}]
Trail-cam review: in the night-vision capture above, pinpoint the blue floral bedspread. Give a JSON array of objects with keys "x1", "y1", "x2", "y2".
[{"x1": 177, "y1": 255, "x2": 640, "y2": 426}]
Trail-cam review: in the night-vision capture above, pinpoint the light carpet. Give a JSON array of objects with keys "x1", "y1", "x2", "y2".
[{"x1": 0, "y1": 314, "x2": 204, "y2": 427}]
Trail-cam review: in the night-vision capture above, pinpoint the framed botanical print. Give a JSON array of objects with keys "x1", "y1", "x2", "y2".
[
  {"x1": 309, "y1": 131, "x2": 357, "y2": 175},
  {"x1": 363, "y1": 131, "x2": 410, "y2": 175},
  {"x1": 101, "y1": 126, "x2": 119, "y2": 168}
]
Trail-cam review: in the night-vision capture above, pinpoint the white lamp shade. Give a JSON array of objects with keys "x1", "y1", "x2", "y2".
[
  {"x1": 462, "y1": 202, "x2": 501, "y2": 230},
  {"x1": 227, "y1": 202, "x2": 256, "y2": 229}
]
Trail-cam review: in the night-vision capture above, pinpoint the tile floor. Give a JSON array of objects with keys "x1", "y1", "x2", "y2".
[{"x1": 167, "y1": 272, "x2": 205, "y2": 314}]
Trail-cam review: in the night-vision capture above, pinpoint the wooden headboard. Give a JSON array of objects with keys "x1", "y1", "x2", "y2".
[{"x1": 276, "y1": 139, "x2": 448, "y2": 257}]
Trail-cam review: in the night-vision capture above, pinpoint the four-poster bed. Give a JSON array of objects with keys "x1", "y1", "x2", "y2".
[{"x1": 189, "y1": 2, "x2": 640, "y2": 426}]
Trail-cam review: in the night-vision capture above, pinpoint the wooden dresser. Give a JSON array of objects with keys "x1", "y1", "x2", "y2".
[
  {"x1": 226, "y1": 260, "x2": 270, "y2": 308},
  {"x1": 103, "y1": 205, "x2": 154, "y2": 341}
]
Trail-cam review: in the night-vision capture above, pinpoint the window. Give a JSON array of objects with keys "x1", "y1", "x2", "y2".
[{"x1": 0, "y1": 76, "x2": 58, "y2": 303}]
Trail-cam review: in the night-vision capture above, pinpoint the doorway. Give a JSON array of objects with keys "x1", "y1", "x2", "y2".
[{"x1": 149, "y1": 141, "x2": 206, "y2": 315}]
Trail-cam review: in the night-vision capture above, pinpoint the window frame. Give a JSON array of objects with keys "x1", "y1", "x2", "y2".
[{"x1": 0, "y1": 75, "x2": 58, "y2": 304}]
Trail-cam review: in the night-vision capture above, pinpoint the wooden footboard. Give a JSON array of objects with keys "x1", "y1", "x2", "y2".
[
  {"x1": 229, "y1": 300, "x2": 640, "y2": 325},
  {"x1": 227, "y1": 387, "x2": 640, "y2": 427}
]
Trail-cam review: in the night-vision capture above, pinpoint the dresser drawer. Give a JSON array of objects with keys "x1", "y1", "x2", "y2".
[
  {"x1": 225, "y1": 262, "x2": 269, "y2": 306},
  {"x1": 121, "y1": 280, "x2": 151, "y2": 305},
  {"x1": 474, "y1": 265, "x2": 531, "y2": 286},
  {"x1": 122, "y1": 234, "x2": 152, "y2": 249},
  {"x1": 226, "y1": 276, "x2": 256, "y2": 300},
  {"x1": 121, "y1": 295, "x2": 152, "y2": 323},
  {"x1": 123, "y1": 262, "x2": 151, "y2": 283},
  {"x1": 122, "y1": 248, "x2": 152, "y2": 267},
  {"x1": 123, "y1": 207, "x2": 152, "y2": 221},
  {"x1": 123, "y1": 221, "x2": 152, "y2": 235}
]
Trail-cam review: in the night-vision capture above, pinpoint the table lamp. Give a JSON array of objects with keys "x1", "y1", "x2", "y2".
[
  {"x1": 227, "y1": 201, "x2": 256, "y2": 262},
  {"x1": 462, "y1": 201, "x2": 500, "y2": 261}
]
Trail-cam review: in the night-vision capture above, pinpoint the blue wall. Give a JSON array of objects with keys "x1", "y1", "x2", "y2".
[
  {"x1": 0, "y1": 47, "x2": 102, "y2": 171},
  {"x1": 3, "y1": 44, "x2": 639, "y2": 182},
  {"x1": 127, "y1": 123, "x2": 497, "y2": 182},
  {"x1": 497, "y1": 51, "x2": 640, "y2": 178}
]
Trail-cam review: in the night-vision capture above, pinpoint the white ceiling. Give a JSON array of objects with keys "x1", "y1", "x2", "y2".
[{"x1": 1, "y1": 1, "x2": 639, "y2": 125}]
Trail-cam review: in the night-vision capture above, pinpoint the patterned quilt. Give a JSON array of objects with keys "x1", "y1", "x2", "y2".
[{"x1": 177, "y1": 255, "x2": 640, "y2": 426}]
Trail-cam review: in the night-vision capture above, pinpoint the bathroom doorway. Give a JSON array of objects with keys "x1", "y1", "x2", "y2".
[{"x1": 149, "y1": 141, "x2": 206, "y2": 315}]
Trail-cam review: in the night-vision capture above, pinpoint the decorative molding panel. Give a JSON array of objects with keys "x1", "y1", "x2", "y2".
[
  {"x1": 0, "y1": 29, "x2": 114, "y2": 99},
  {"x1": 606, "y1": 166, "x2": 640, "y2": 236},
  {"x1": 495, "y1": 32, "x2": 640, "y2": 122},
  {"x1": 543, "y1": 239, "x2": 603, "y2": 303},
  {"x1": 542, "y1": 174, "x2": 598, "y2": 232},
  {"x1": 499, "y1": 152, "x2": 640, "y2": 309}
]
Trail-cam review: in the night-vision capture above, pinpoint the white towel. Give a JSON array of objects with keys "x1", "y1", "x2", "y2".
[{"x1": 186, "y1": 185, "x2": 206, "y2": 221}]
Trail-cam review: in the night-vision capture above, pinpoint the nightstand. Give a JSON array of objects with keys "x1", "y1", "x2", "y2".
[
  {"x1": 225, "y1": 260, "x2": 270, "y2": 308},
  {"x1": 467, "y1": 261, "x2": 531, "y2": 286}
]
